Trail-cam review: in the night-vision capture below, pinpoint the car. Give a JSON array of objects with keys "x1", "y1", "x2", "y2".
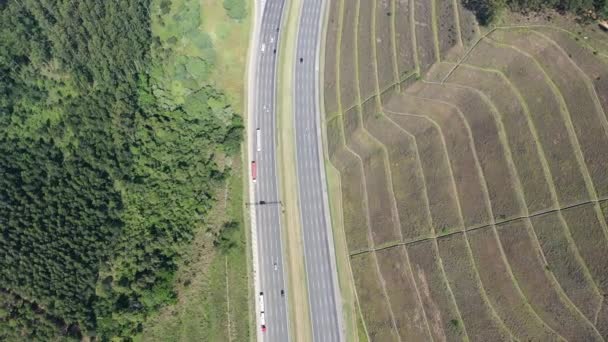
[
  {"x1": 299, "y1": 57, "x2": 303, "y2": 63},
  {"x1": 281, "y1": 289, "x2": 285, "y2": 297},
  {"x1": 274, "y1": 262, "x2": 278, "y2": 271}
]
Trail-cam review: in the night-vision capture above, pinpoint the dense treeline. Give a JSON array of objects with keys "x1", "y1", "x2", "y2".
[
  {"x1": 462, "y1": 0, "x2": 608, "y2": 24},
  {"x1": 0, "y1": 0, "x2": 242, "y2": 340}
]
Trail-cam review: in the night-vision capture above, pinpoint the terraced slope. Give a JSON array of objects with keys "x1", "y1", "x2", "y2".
[{"x1": 323, "y1": 0, "x2": 608, "y2": 340}]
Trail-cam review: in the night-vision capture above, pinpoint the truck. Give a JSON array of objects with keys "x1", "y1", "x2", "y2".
[
  {"x1": 251, "y1": 161, "x2": 257, "y2": 183},
  {"x1": 259, "y1": 292, "x2": 265, "y2": 313},
  {"x1": 259, "y1": 292, "x2": 266, "y2": 332},
  {"x1": 256, "y1": 128, "x2": 261, "y2": 152}
]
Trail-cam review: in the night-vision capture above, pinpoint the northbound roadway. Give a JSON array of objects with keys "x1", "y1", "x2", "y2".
[{"x1": 293, "y1": 0, "x2": 344, "y2": 340}]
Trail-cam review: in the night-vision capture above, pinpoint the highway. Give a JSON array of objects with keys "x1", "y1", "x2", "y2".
[
  {"x1": 293, "y1": 0, "x2": 344, "y2": 339},
  {"x1": 250, "y1": 0, "x2": 289, "y2": 340}
]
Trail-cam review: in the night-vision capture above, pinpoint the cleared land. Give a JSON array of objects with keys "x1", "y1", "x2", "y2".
[{"x1": 322, "y1": 0, "x2": 608, "y2": 339}]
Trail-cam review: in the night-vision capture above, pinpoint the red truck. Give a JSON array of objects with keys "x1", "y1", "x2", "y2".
[{"x1": 251, "y1": 161, "x2": 257, "y2": 183}]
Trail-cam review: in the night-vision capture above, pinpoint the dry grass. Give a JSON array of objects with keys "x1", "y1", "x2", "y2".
[
  {"x1": 394, "y1": 0, "x2": 416, "y2": 78},
  {"x1": 323, "y1": 0, "x2": 342, "y2": 116},
  {"x1": 338, "y1": 0, "x2": 359, "y2": 110},
  {"x1": 529, "y1": 210, "x2": 601, "y2": 322},
  {"x1": 454, "y1": 0, "x2": 479, "y2": 48},
  {"x1": 597, "y1": 300, "x2": 608, "y2": 339},
  {"x1": 389, "y1": 92, "x2": 491, "y2": 229},
  {"x1": 561, "y1": 204, "x2": 608, "y2": 293},
  {"x1": 464, "y1": 38, "x2": 591, "y2": 206},
  {"x1": 357, "y1": 0, "x2": 378, "y2": 100},
  {"x1": 374, "y1": 0, "x2": 397, "y2": 90},
  {"x1": 375, "y1": 247, "x2": 433, "y2": 340},
  {"x1": 384, "y1": 106, "x2": 463, "y2": 235},
  {"x1": 436, "y1": 233, "x2": 513, "y2": 341},
  {"x1": 495, "y1": 29, "x2": 608, "y2": 199},
  {"x1": 445, "y1": 64, "x2": 556, "y2": 214},
  {"x1": 530, "y1": 28, "x2": 608, "y2": 121},
  {"x1": 327, "y1": 113, "x2": 371, "y2": 252},
  {"x1": 350, "y1": 253, "x2": 400, "y2": 341},
  {"x1": 411, "y1": 81, "x2": 527, "y2": 223},
  {"x1": 322, "y1": 0, "x2": 608, "y2": 338},
  {"x1": 466, "y1": 227, "x2": 560, "y2": 340},
  {"x1": 497, "y1": 219, "x2": 602, "y2": 341},
  {"x1": 345, "y1": 102, "x2": 402, "y2": 246},
  {"x1": 363, "y1": 109, "x2": 434, "y2": 241},
  {"x1": 407, "y1": 239, "x2": 468, "y2": 341},
  {"x1": 435, "y1": 0, "x2": 460, "y2": 59},
  {"x1": 413, "y1": 0, "x2": 438, "y2": 72}
]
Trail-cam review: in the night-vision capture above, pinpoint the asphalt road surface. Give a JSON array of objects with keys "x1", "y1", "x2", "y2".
[
  {"x1": 252, "y1": 0, "x2": 289, "y2": 340},
  {"x1": 294, "y1": 0, "x2": 344, "y2": 340}
]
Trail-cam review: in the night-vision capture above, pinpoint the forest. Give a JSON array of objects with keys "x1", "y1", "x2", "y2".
[
  {"x1": 0, "y1": 0, "x2": 242, "y2": 340},
  {"x1": 462, "y1": 0, "x2": 608, "y2": 24}
]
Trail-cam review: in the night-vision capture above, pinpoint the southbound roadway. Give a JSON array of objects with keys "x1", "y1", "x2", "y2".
[{"x1": 293, "y1": 0, "x2": 344, "y2": 340}]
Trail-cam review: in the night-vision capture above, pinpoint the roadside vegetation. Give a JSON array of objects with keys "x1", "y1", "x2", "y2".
[
  {"x1": 323, "y1": 0, "x2": 608, "y2": 340},
  {"x1": 0, "y1": 0, "x2": 248, "y2": 340},
  {"x1": 462, "y1": 0, "x2": 608, "y2": 25}
]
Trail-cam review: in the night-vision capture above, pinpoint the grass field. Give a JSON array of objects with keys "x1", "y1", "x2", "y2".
[
  {"x1": 322, "y1": 0, "x2": 608, "y2": 339},
  {"x1": 140, "y1": 0, "x2": 250, "y2": 340}
]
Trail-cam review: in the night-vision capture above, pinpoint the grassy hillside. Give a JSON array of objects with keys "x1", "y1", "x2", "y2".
[
  {"x1": 323, "y1": 0, "x2": 608, "y2": 340},
  {"x1": 0, "y1": 0, "x2": 246, "y2": 340}
]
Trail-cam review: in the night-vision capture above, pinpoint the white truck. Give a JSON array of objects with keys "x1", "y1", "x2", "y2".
[
  {"x1": 259, "y1": 292, "x2": 266, "y2": 332},
  {"x1": 257, "y1": 128, "x2": 261, "y2": 152}
]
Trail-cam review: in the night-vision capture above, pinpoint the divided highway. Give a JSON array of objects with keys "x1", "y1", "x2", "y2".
[
  {"x1": 249, "y1": 0, "x2": 343, "y2": 339},
  {"x1": 293, "y1": 0, "x2": 344, "y2": 340},
  {"x1": 250, "y1": 0, "x2": 289, "y2": 340}
]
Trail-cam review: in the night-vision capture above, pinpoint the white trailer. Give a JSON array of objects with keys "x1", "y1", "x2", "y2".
[
  {"x1": 259, "y1": 291, "x2": 265, "y2": 313},
  {"x1": 256, "y1": 128, "x2": 261, "y2": 152}
]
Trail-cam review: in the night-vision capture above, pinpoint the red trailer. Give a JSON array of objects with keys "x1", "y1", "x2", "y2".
[{"x1": 251, "y1": 161, "x2": 257, "y2": 183}]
